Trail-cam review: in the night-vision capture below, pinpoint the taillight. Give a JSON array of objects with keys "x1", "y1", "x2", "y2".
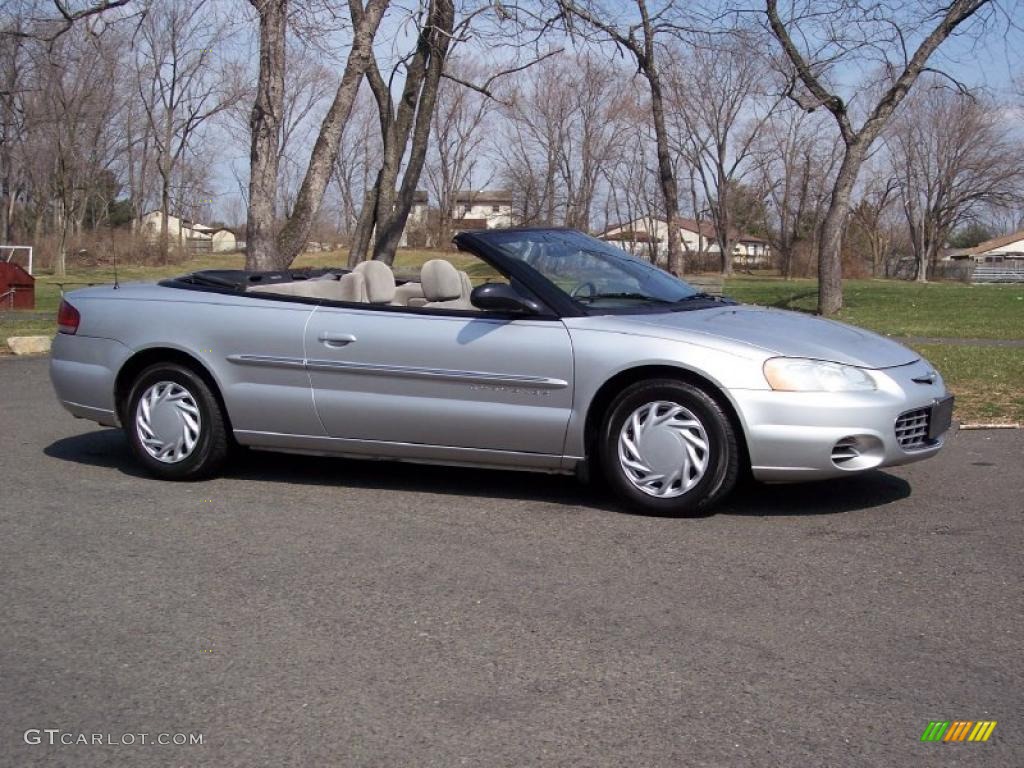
[{"x1": 57, "y1": 299, "x2": 80, "y2": 335}]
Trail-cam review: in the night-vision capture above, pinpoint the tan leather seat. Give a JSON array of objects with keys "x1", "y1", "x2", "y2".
[
  {"x1": 459, "y1": 270, "x2": 474, "y2": 301},
  {"x1": 421, "y1": 259, "x2": 475, "y2": 310},
  {"x1": 353, "y1": 260, "x2": 396, "y2": 304},
  {"x1": 392, "y1": 281, "x2": 425, "y2": 306}
]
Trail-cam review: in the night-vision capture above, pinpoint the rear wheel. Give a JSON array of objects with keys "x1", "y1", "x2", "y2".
[
  {"x1": 598, "y1": 379, "x2": 739, "y2": 516},
  {"x1": 125, "y1": 362, "x2": 228, "y2": 480}
]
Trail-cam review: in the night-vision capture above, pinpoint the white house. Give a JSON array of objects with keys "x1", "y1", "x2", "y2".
[
  {"x1": 139, "y1": 210, "x2": 192, "y2": 240},
  {"x1": 600, "y1": 216, "x2": 771, "y2": 265},
  {"x1": 399, "y1": 190, "x2": 430, "y2": 248},
  {"x1": 139, "y1": 211, "x2": 237, "y2": 253},
  {"x1": 451, "y1": 190, "x2": 514, "y2": 230},
  {"x1": 190, "y1": 223, "x2": 238, "y2": 253},
  {"x1": 945, "y1": 229, "x2": 1024, "y2": 263}
]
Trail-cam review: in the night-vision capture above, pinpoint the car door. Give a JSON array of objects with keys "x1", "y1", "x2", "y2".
[
  {"x1": 191, "y1": 295, "x2": 323, "y2": 439},
  {"x1": 303, "y1": 305, "x2": 574, "y2": 456}
]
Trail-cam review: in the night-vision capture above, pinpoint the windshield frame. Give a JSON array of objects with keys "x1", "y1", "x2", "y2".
[{"x1": 455, "y1": 228, "x2": 727, "y2": 317}]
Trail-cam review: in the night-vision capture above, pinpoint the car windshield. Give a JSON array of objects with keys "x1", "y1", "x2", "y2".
[{"x1": 481, "y1": 229, "x2": 705, "y2": 309}]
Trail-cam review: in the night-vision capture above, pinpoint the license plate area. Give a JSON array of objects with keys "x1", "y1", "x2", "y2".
[{"x1": 928, "y1": 395, "x2": 954, "y2": 439}]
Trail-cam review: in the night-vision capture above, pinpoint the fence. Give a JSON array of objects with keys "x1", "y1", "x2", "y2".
[{"x1": 971, "y1": 262, "x2": 1024, "y2": 284}]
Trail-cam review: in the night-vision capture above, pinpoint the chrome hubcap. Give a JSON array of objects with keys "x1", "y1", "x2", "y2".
[
  {"x1": 618, "y1": 401, "x2": 710, "y2": 498},
  {"x1": 135, "y1": 381, "x2": 201, "y2": 463}
]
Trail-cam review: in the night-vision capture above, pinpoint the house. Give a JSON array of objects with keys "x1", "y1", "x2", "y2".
[
  {"x1": 599, "y1": 216, "x2": 771, "y2": 266},
  {"x1": 190, "y1": 223, "x2": 238, "y2": 253},
  {"x1": 451, "y1": 190, "x2": 514, "y2": 230},
  {"x1": 139, "y1": 211, "x2": 237, "y2": 253},
  {"x1": 944, "y1": 229, "x2": 1024, "y2": 263},
  {"x1": 399, "y1": 190, "x2": 430, "y2": 248}
]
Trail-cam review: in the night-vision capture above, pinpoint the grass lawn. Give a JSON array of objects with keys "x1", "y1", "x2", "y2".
[
  {"x1": 724, "y1": 277, "x2": 1024, "y2": 340},
  {"x1": 3, "y1": 253, "x2": 1022, "y2": 423},
  {"x1": 911, "y1": 345, "x2": 1024, "y2": 424}
]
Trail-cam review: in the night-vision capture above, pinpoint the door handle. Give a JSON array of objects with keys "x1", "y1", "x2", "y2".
[{"x1": 319, "y1": 332, "x2": 357, "y2": 347}]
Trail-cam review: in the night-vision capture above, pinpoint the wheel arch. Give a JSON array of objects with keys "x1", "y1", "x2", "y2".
[
  {"x1": 114, "y1": 346, "x2": 232, "y2": 432},
  {"x1": 582, "y1": 364, "x2": 751, "y2": 472}
]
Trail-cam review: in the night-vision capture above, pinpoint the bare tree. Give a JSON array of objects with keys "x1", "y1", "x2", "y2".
[
  {"x1": 495, "y1": 51, "x2": 629, "y2": 232},
  {"x1": 751, "y1": 105, "x2": 840, "y2": 278},
  {"x1": 848, "y1": 169, "x2": 898, "y2": 278},
  {"x1": 247, "y1": 0, "x2": 389, "y2": 270},
  {"x1": 602, "y1": 114, "x2": 664, "y2": 263},
  {"x1": 886, "y1": 81, "x2": 1024, "y2": 281},
  {"x1": 0, "y1": 29, "x2": 26, "y2": 242},
  {"x1": 331, "y1": 88, "x2": 382, "y2": 240},
  {"x1": 497, "y1": 58, "x2": 570, "y2": 226},
  {"x1": 665, "y1": 30, "x2": 777, "y2": 274},
  {"x1": 1, "y1": 0, "x2": 134, "y2": 43},
  {"x1": 245, "y1": 0, "x2": 288, "y2": 269},
  {"x1": 30, "y1": 27, "x2": 122, "y2": 274},
  {"x1": 766, "y1": 0, "x2": 996, "y2": 313},
  {"x1": 558, "y1": 53, "x2": 631, "y2": 230},
  {"x1": 135, "y1": 0, "x2": 240, "y2": 260},
  {"x1": 425, "y1": 59, "x2": 494, "y2": 246},
  {"x1": 347, "y1": 0, "x2": 455, "y2": 267},
  {"x1": 557, "y1": 0, "x2": 695, "y2": 274}
]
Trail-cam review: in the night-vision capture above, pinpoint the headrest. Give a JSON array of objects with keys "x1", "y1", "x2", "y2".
[
  {"x1": 421, "y1": 259, "x2": 463, "y2": 301},
  {"x1": 353, "y1": 260, "x2": 395, "y2": 304}
]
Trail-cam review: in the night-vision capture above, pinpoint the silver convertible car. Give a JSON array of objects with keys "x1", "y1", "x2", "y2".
[{"x1": 50, "y1": 228, "x2": 952, "y2": 515}]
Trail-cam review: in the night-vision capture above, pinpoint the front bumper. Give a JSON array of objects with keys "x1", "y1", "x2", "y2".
[{"x1": 732, "y1": 358, "x2": 951, "y2": 482}]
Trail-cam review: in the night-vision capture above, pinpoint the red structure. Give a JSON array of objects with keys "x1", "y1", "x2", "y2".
[{"x1": 0, "y1": 262, "x2": 35, "y2": 309}]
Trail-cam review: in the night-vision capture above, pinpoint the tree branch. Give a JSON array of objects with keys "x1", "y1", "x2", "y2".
[{"x1": 440, "y1": 48, "x2": 563, "y2": 102}]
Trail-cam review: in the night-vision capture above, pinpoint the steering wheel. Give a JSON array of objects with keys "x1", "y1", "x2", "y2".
[{"x1": 571, "y1": 281, "x2": 598, "y2": 300}]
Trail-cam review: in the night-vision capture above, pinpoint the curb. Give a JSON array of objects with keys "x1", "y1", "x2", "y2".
[{"x1": 959, "y1": 423, "x2": 1021, "y2": 430}]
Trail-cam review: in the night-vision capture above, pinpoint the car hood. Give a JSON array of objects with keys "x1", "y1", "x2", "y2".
[{"x1": 613, "y1": 305, "x2": 919, "y2": 368}]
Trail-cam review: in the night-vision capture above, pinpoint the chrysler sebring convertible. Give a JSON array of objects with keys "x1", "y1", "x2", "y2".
[{"x1": 50, "y1": 228, "x2": 953, "y2": 515}]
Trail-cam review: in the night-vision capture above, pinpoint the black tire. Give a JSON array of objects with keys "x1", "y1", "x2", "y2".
[
  {"x1": 598, "y1": 378, "x2": 740, "y2": 516},
  {"x1": 124, "y1": 362, "x2": 229, "y2": 480}
]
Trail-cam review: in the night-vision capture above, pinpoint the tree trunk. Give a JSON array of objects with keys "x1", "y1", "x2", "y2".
[
  {"x1": 272, "y1": 0, "x2": 389, "y2": 268},
  {"x1": 371, "y1": 0, "x2": 454, "y2": 265},
  {"x1": 347, "y1": 183, "x2": 379, "y2": 267},
  {"x1": 816, "y1": 141, "x2": 867, "y2": 315},
  {"x1": 245, "y1": 0, "x2": 288, "y2": 272},
  {"x1": 646, "y1": 71, "x2": 682, "y2": 275},
  {"x1": 160, "y1": 173, "x2": 170, "y2": 264},
  {"x1": 55, "y1": 199, "x2": 68, "y2": 277}
]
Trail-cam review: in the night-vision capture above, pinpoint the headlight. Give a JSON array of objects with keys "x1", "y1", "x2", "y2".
[{"x1": 763, "y1": 357, "x2": 877, "y2": 392}]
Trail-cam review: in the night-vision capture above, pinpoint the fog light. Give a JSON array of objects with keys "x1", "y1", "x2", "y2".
[{"x1": 830, "y1": 435, "x2": 884, "y2": 470}]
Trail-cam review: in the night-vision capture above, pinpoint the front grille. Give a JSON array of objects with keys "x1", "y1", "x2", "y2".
[{"x1": 895, "y1": 407, "x2": 931, "y2": 450}]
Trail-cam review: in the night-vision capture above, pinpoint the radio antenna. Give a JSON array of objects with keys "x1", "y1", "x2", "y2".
[{"x1": 111, "y1": 230, "x2": 120, "y2": 289}]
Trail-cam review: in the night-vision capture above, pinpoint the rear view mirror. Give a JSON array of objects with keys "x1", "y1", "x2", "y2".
[{"x1": 470, "y1": 282, "x2": 541, "y2": 314}]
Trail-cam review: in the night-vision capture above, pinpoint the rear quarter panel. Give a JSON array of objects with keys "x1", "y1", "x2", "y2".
[{"x1": 57, "y1": 285, "x2": 322, "y2": 436}]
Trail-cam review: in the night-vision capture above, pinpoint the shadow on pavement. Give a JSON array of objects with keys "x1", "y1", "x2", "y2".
[{"x1": 45, "y1": 428, "x2": 911, "y2": 517}]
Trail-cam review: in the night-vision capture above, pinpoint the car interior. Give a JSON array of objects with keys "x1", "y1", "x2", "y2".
[{"x1": 246, "y1": 258, "x2": 477, "y2": 310}]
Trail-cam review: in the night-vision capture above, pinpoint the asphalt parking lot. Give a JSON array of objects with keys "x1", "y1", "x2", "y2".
[{"x1": 1, "y1": 355, "x2": 1021, "y2": 766}]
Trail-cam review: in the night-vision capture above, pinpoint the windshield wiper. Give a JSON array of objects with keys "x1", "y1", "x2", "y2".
[
  {"x1": 577, "y1": 292, "x2": 673, "y2": 303},
  {"x1": 668, "y1": 292, "x2": 736, "y2": 310},
  {"x1": 674, "y1": 292, "x2": 719, "y2": 302}
]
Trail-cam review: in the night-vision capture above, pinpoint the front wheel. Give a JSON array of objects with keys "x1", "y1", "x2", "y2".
[
  {"x1": 598, "y1": 379, "x2": 739, "y2": 516},
  {"x1": 125, "y1": 362, "x2": 229, "y2": 480}
]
